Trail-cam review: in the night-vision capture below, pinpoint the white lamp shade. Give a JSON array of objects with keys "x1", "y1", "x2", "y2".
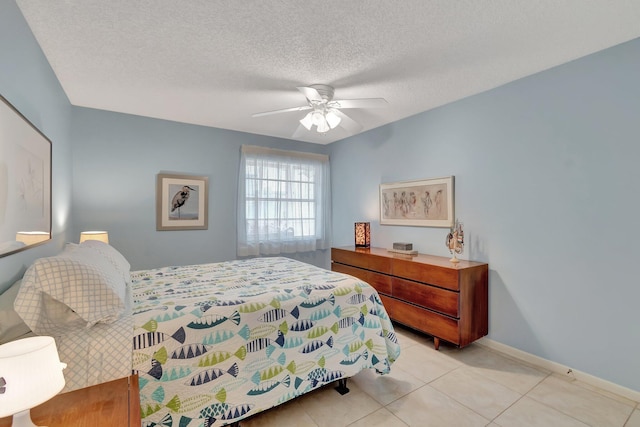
[
  {"x1": 79, "y1": 231, "x2": 109, "y2": 244},
  {"x1": 300, "y1": 109, "x2": 342, "y2": 133},
  {"x1": 15, "y1": 232, "x2": 49, "y2": 245},
  {"x1": 310, "y1": 110, "x2": 324, "y2": 126},
  {"x1": 315, "y1": 115, "x2": 330, "y2": 133},
  {"x1": 0, "y1": 336, "x2": 66, "y2": 418},
  {"x1": 325, "y1": 109, "x2": 342, "y2": 129},
  {"x1": 299, "y1": 112, "x2": 313, "y2": 130}
]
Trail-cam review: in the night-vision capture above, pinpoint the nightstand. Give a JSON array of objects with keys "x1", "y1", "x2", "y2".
[{"x1": 0, "y1": 375, "x2": 140, "y2": 427}]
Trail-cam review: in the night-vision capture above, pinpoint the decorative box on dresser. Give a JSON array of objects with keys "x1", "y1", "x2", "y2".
[{"x1": 331, "y1": 246, "x2": 488, "y2": 350}]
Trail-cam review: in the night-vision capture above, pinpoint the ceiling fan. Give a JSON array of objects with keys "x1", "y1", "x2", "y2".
[{"x1": 252, "y1": 84, "x2": 388, "y2": 135}]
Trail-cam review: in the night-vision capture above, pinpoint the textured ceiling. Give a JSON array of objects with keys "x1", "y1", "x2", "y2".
[{"x1": 15, "y1": 0, "x2": 640, "y2": 144}]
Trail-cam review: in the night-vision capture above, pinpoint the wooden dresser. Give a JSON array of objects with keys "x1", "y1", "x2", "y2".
[
  {"x1": 0, "y1": 375, "x2": 140, "y2": 427},
  {"x1": 331, "y1": 246, "x2": 488, "y2": 349}
]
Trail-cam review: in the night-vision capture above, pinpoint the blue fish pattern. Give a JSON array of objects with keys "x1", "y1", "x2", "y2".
[
  {"x1": 257, "y1": 308, "x2": 288, "y2": 323},
  {"x1": 299, "y1": 336, "x2": 333, "y2": 353},
  {"x1": 247, "y1": 374, "x2": 291, "y2": 396},
  {"x1": 299, "y1": 293, "x2": 335, "y2": 308},
  {"x1": 290, "y1": 319, "x2": 315, "y2": 331},
  {"x1": 186, "y1": 363, "x2": 239, "y2": 386},
  {"x1": 347, "y1": 293, "x2": 368, "y2": 304},
  {"x1": 245, "y1": 332, "x2": 285, "y2": 353},
  {"x1": 187, "y1": 311, "x2": 241, "y2": 329},
  {"x1": 171, "y1": 343, "x2": 209, "y2": 359},
  {"x1": 131, "y1": 257, "x2": 400, "y2": 427},
  {"x1": 134, "y1": 327, "x2": 186, "y2": 350}
]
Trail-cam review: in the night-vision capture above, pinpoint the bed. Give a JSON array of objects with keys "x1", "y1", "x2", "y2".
[{"x1": 6, "y1": 242, "x2": 400, "y2": 427}]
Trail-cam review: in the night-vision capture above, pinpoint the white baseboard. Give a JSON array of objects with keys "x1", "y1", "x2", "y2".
[{"x1": 476, "y1": 337, "x2": 640, "y2": 403}]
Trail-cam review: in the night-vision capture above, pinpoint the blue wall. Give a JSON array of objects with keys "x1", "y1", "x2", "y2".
[
  {"x1": 0, "y1": 0, "x2": 73, "y2": 291},
  {"x1": 70, "y1": 107, "x2": 329, "y2": 270},
  {"x1": 329, "y1": 38, "x2": 640, "y2": 392}
]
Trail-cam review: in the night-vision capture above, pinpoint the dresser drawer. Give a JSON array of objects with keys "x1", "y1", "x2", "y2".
[
  {"x1": 331, "y1": 248, "x2": 392, "y2": 274},
  {"x1": 381, "y1": 296, "x2": 460, "y2": 345},
  {"x1": 392, "y1": 277, "x2": 459, "y2": 318},
  {"x1": 332, "y1": 263, "x2": 392, "y2": 295},
  {"x1": 393, "y1": 258, "x2": 459, "y2": 291}
]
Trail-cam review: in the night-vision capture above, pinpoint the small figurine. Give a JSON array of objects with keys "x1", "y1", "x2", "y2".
[{"x1": 446, "y1": 219, "x2": 464, "y2": 263}]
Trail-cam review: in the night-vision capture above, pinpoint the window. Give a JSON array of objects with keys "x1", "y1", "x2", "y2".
[{"x1": 237, "y1": 145, "x2": 331, "y2": 256}]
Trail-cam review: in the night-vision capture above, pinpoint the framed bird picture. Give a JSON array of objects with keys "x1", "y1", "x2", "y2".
[{"x1": 156, "y1": 173, "x2": 209, "y2": 231}]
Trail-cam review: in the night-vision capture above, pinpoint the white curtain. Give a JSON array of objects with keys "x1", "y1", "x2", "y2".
[{"x1": 237, "y1": 145, "x2": 332, "y2": 257}]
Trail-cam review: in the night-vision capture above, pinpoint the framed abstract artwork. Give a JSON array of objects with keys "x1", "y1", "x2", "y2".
[
  {"x1": 380, "y1": 176, "x2": 454, "y2": 227},
  {"x1": 156, "y1": 173, "x2": 208, "y2": 231},
  {"x1": 0, "y1": 95, "x2": 52, "y2": 257}
]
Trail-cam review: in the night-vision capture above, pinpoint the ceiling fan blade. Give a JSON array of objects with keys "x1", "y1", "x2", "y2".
[
  {"x1": 330, "y1": 98, "x2": 388, "y2": 109},
  {"x1": 297, "y1": 86, "x2": 324, "y2": 103},
  {"x1": 292, "y1": 123, "x2": 309, "y2": 139},
  {"x1": 251, "y1": 105, "x2": 311, "y2": 118},
  {"x1": 333, "y1": 110, "x2": 363, "y2": 133}
]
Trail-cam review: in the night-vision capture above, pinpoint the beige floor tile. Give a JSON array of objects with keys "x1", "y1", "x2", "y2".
[
  {"x1": 430, "y1": 367, "x2": 522, "y2": 420},
  {"x1": 437, "y1": 341, "x2": 488, "y2": 363},
  {"x1": 527, "y1": 375, "x2": 634, "y2": 427},
  {"x1": 393, "y1": 343, "x2": 461, "y2": 383},
  {"x1": 626, "y1": 408, "x2": 640, "y2": 427},
  {"x1": 573, "y1": 379, "x2": 639, "y2": 407},
  {"x1": 350, "y1": 363, "x2": 425, "y2": 405},
  {"x1": 347, "y1": 407, "x2": 409, "y2": 427},
  {"x1": 442, "y1": 345, "x2": 549, "y2": 394},
  {"x1": 393, "y1": 324, "x2": 433, "y2": 349},
  {"x1": 387, "y1": 385, "x2": 489, "y2": 427},
  {"x1": 493, "y1": 396, "x2": 589, "y2": 427},
  {"x1": 297, "y1": 381, "x2": 382, "y2": 427},
  {"x1": 241, "y1": 398, "x2": 318, "y2": 427}
]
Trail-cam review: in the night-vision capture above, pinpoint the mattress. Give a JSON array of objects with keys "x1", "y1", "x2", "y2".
[{"x1": 130, "y1": 257, "x2": 401, "y2": 427}]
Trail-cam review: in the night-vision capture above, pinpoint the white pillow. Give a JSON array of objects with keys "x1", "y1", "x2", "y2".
[
  {"x1": 0, "y1": 280, "x2": 31, "y2": 344},
  {"x1": 14, "y1": 245, "x2": 129, "y2": 334},
  {"x1": 79, "y1": 240, "x2": 131, "y2": 284},
  {"x1": 57, "y1": 243, "x2": 127, "y2": 304}
]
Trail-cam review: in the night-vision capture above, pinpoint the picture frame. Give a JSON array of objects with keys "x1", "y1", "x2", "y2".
[
  {"x1": 0, "y1": 95, "x2": 52, "y2": 257},
  {"x1": 380, "y1": 176, "x2": 454, "y2": 227},
  {"x1": 156, "y1": 173, "x2": 208, "y2": 231}
]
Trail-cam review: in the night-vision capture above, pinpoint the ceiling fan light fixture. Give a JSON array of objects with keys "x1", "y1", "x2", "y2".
[
  {"x1": 325, "y1": 109, "x2": 342, "y2": 129},
  {"x1": 310, "y1": 110, "x2": 325, "y2": 126},
  {"x1": 254, "y1": 84, "x2": 387, "y2": 137},
  {"x1": 299, "y1": 112, "x2": 313, "y2": 130},
  {"x1": 316, "y1": 117, "x2": 330, "y2": 133}
]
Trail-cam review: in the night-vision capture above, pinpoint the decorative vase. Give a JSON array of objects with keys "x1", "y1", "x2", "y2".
[{"x1": 446, "y1": 219, "x2": 464, "y2": 263}]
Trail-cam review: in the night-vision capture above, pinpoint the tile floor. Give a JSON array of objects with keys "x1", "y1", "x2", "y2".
[{"x1": 241, "y1": 324, "x2": 640, "y2": 427}]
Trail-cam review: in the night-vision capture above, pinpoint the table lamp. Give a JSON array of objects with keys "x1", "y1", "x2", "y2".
[
  {"x1": 79, "y1": 230, "x2": 109, "y2": 244},
  {"x1": 15, "y1": 232, "x2": 49, "y2": 246},
  {"x1": 0, "y1": 336, "x2": 66, "y2": 427},
  {"x1": 354, "y1": 222, "x2": 370, "y2": 248}
]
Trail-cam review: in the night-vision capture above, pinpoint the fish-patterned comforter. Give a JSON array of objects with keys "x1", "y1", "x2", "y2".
[{"x1": 131, "y1": 257, "x2": 400, "y2": 427}]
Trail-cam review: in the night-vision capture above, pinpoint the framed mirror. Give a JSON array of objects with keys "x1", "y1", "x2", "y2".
[{"x1": 0, "y1": 95, "x2": 52, "y2": 257}]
